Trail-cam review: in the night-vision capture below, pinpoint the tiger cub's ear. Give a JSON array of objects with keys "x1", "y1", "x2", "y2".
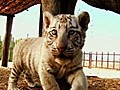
[
  {"x1": 78, "y1": 11, "x2": 90, "y2": 31},
  {"x1": 43, "y1": 11, "x2": 53, "y2": 28}
]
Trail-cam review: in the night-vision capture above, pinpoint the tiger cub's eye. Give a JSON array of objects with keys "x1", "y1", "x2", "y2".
[
  {"x1": 68, "y1": 30, "x2": 75, "y2": 35},
  {"x1": 51, "y1": 29, "x2": 57, "y2": 35}
]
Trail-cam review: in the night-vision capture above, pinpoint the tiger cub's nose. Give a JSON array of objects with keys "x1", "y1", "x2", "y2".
[{"x1": 57, "y1": 47, "x2": 66, "y2": 52}]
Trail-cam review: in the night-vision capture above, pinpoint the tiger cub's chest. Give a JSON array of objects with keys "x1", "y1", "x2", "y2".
[{"x1": 47, "y1": 57, "x2": 82, "y2": 79}]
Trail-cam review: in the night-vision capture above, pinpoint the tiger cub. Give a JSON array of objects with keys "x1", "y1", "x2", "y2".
[{"x1": 8, "y1": 11, "x2": 90, "y2": 90}]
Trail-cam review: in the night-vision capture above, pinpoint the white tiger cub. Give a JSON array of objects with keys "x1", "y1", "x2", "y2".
[{"x1": 8, "y1": 11, "x2": 90, "y2": 90}]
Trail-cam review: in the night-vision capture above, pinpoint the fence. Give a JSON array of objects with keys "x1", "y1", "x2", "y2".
[{"x1": 83, "y1": 51, "x2": 120, "y2": 70}]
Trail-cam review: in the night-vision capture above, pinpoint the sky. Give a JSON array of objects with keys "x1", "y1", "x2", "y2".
[{"x1": 0, "y1": 0, "x2": 120, "y2": 53}]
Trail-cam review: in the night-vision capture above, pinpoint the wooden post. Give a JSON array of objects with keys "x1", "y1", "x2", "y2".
[
  {"x1": 119, "y1": 58, "x2": 120, "y2": 70},
  {"x1": 95, "y1": 52, "x2": 98, "y2": 68},
  {"x1": 2, "y1": 15, "x2": 14, "y2": 67},
  {"x1": 101, "y1": 52, "x2": 103, "y2": 68},
  {"x1": 83, "y1": 51, "x2": 85, "y2": 67},
  {"x1": 113, "y1": 52, "x2": 115, "y2": 69},
  {"x1": 0, "y1": 36, "x2": 2, "y2": 60},
  {"x1": 39, "y1": 4, "x2": 43, "y2": 37},
  {"x1": 89, "y1": 52, "x2": 92, "y2": 68},
  {"x1": 107, "y1": 52, "x2": 109, "y2": 69}
]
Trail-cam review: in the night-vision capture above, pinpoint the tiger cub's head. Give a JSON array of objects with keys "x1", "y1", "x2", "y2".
[{"x1": 43, "y1": 11, "x2": 90, "y2": 58}]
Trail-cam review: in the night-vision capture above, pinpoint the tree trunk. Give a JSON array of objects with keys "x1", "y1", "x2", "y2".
[
  {"x1": 2, "y1": 15, "x2": 14, "y2": 67},
  {"x1": 41, "y1": 0, "x2": 77, "y2": 15}
]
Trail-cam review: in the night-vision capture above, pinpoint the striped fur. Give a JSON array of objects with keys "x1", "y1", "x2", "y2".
[{"x1": 8, "y1": 11, "x2": 90, "y2": 90}]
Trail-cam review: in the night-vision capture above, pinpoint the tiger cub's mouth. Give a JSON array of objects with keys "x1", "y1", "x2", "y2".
[
  {"x1": 58, "y1": 53, "x2": 67, "y2": 58},
  {"x1": 53, "y1": 52, "x2": 74, "y2": 59},
  {"x1": 51, "y1": 48, "x2": 75, "y2": 59}
]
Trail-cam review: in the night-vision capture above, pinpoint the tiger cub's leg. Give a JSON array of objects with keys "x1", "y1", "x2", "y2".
[
  {"x1": 24, "y1": 71, "x2": 41, "y2": 88},
  {"x1": 8, "y1": 65, "x2": 22, "y2": 90},
  {"x1": 67, "y1": 69, "x2": 88, "y2": 90}
]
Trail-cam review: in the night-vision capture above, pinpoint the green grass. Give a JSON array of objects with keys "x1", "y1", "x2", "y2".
[{"x1": 8, "y1": 41, "x2": 15, "y2": 62}]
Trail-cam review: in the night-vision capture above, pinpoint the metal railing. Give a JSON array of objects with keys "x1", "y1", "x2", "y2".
[{"x1": 83, "y1": 51, "x2": 120, "y2": 70}]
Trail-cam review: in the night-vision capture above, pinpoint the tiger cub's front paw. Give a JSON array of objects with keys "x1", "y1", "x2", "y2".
[
  {"x1": 8, "y1": 82, "x2": 20, "y2": 90},
  {"x1": 7, "y1": 87, "x2": 19, "y2": 90},
  {"x1": 28, "y1": 82, "x2": 41, "y2": 88}
]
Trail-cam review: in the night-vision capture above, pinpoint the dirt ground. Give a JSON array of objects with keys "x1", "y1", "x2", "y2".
[{"x1": 0, "y1": 67, "x2": 120, "y2": 90}]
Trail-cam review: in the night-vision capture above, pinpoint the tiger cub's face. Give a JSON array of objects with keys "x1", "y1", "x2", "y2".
[{"x1": 43, "y1": 11, "x2": 90, "y2": 58}]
